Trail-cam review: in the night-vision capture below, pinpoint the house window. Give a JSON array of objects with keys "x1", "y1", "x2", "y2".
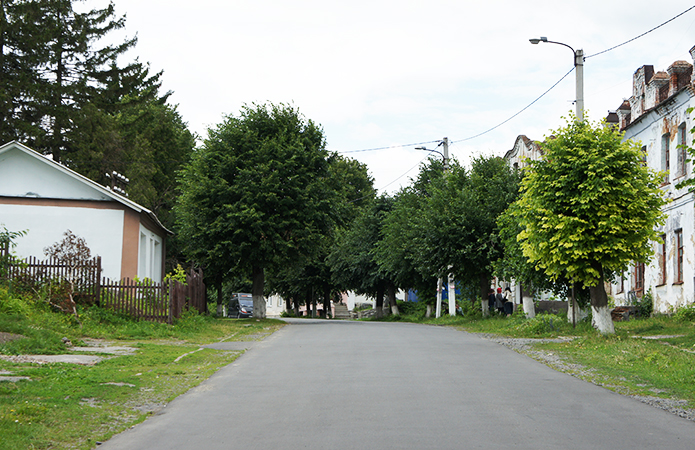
[
  {"x1": 138, "y1": 225, "x2": 163, "y2": 282},
  {"x1": 662, "y1": 133, "x2": 670, "y2": 183},
  {"x1": 617, "y1": 271, "x2": 624, "y2": 294},
  {"x1": 678, "y1": 123, "x2": 687, "y2": 177},
  {"x1": 675, "y1": 229, "x2": 683, "y2": 284},
  {"x1": 640, "y1": 145, "x2": 647, "y2": 165},
  {"x1": 657, "y1": 235, "x2": 666, "y2": 286},
  {"x1": 634, "y1": 262, "x2": 645, "y2": 294}
]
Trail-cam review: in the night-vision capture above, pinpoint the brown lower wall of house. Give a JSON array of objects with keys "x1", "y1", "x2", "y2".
[{"x1": 0, "y1": 196, "x2": 125, "y2": 210}]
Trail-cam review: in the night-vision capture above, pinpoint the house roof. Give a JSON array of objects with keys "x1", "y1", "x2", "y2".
[{"x1": 0, "y1": 141, "x2": 172, "y2": 235}]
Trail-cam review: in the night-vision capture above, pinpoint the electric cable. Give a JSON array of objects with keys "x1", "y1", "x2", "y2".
[{"x1": 585, "y1": 5, "x2": 695, "y2": 59}]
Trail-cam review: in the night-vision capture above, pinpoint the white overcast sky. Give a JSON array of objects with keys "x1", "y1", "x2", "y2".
[{"x1": 86, "y1": 0, "x2": 695, "y2": 194}]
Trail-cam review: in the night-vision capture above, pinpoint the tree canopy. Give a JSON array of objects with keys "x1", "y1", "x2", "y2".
[
  {"x1": 512, "y1": 116, "x2": 666, "y2": 333},
  {"x1": 175, "y1": 103, "x2": 337, "y2": 318}
]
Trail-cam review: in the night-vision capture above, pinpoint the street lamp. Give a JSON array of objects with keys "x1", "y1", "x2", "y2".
[
  {"x1": 415, "y1": 137, "x2": 449, "y2": 172},
  {"x1": 530, "y1": 36, "x2": 584, "y2": 121}
]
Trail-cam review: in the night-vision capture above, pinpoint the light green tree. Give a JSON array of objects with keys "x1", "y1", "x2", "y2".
[{"x1": 513, "y1": 116, "x2": 666, "y2": 333}]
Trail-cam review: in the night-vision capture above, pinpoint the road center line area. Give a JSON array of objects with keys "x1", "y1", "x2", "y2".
[{"x1": 99, "y1": 319, "x2": 694, "y2": 450}]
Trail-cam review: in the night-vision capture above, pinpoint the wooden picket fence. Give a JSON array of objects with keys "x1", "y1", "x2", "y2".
[
  {"x1": 1, "y1": 253, "x2": 101, "y2": 305},
  {"x1": 1, "y1": 244, "x2": 206, "y2": 324},
  {"x1": 100, "y1": 268, "x2": 206, "y2": 323}
]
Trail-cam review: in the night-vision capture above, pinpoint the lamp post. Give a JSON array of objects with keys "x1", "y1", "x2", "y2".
[
  {"x1": 415, "y1": 138, "x2": 455, "y2": 317},
  {"x1": 529, "y1": 37, "x2": 584, "y2": 122}
]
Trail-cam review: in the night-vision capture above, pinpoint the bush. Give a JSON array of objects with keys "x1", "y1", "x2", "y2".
[
  {"x1": 0, "y1": 287, "x2": 32, "y2": 316},
  {"x1": 460, "y1": 298, "x2": 482, "y2": 318},
  {"x1": 637, "y1": 289, "x2": 654, "y2": 318},
  {"x1": 396, "y1": 300, "x2": 427, "y2": 317},
  {"x1": 673, "y1": 303, "x2": 695, "y2": 322}
]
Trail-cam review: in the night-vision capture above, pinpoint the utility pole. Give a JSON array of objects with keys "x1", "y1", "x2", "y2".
[
  {"x1": 529, "y1": 37, "x2": 584, "y2": 121},
  {"x1": 417, "y1": 138, "x2": 451, "y2": 318}
]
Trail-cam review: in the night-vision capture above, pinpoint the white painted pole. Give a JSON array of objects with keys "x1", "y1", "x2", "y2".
[
  {"x1": 575, "y1": 49, "x2": 584, "y2": 122},
  {"x1": 448, "y1": 272, "x2": 456, "y2": 316},
  {"x1": 436, "y1": 278, "x2": 443, "y2": 318}
]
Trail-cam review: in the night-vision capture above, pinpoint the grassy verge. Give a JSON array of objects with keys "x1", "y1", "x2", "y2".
[{"x1": 0, "y1": 287, "x2": 285, "y2": 450}]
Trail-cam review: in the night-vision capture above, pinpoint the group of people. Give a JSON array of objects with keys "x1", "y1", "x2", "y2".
[{"x1": 487, "y1": 286, "x2": 513, "y2": 316}]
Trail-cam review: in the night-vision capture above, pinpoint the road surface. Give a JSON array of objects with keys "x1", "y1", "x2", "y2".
[{"x1": 99, "y1": 319, "x2": 694, "y2": 449}]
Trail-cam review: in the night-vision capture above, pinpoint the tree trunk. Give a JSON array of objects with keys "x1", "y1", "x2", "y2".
[
  {"x1": 425, "y1": 304, "x2": 432, "y2": 318},
  {"x1": 481, "y1": 299, "x2": 489, "y2": 317},
  {"x1": 252, "y1": 265, "x2": 265, "y2": 319},
  {"x1": 479, "y1": 274, "x2": 489, "y2": 303},
  {"x1": 215, "y1": 278, "x2": 225, "y2": 317},
  {"x1": 589, "y1": 268, "x2": 614, "y2": 334},
  {"x1": 521, "y1": 283, "x2": 535, "y2": 318},
  {"x1": 293, "y1": 296, "x2": 300, "y2": 317},
  {"x1": 387, "y1": 282, "x2": 399, "y2": 316},
  {"x1": 285, "y1": 296, "x2": 292, "y2": 314},
  {"x1": 375, "y1": 283, "x2": 385, "y2": 319},
  {"x1": 323, "y1": 286, "x2": 331, "y2": 318}
]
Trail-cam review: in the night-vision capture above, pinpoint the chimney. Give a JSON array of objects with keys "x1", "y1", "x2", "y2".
[
  {"x1": 647, "y1": 71, "x2": 669, "y2": 109},
  {"x1": 629, "y1": 65, "x2": 654, "y2": 119},
  {"x1": 666, "y1": 60, "x2": 692, "y2": 97},
  {"x1": 616, "y1": 99, "x2": 631, "y2": 130}
]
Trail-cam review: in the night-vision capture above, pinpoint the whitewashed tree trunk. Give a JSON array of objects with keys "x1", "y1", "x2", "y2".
[
  {"x1": 426, "y1": 304, "x2": 433, "y2": 318},
  {"x1": 591, "y1": 305, "x2": 615, "y2": 334},
  {"x1": 252, "y1": 266, "x2": 266, "y2": 319},
  {"x1": 522, "y1": 295, "x2": 535, "y2": 318},
  {"x1": 481, "y1": 299, "x2": 489, "y2": 317},
  {"x1": 567, "y1": 301, "x2": 588, "y2": 323}
]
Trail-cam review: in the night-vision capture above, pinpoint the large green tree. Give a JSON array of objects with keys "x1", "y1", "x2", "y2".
[
  {"x1": 375, "y1": 158, "x2": 444, "y2": 314},
  {"x1": 0, "y1": 0, "x2": 45, "y2": 143},
  {"x1": 420, "y1": 155, "x2": 520, "y2": 300},
  {"x1": 34, "y1": 0, "x2": 136, "y2": 162},
  {"x1": 175, "y1": 103, "x2": 335, "y2": 318},
  {"x1": 513, "y1": 117, "x2": 666, "y2": 333},
  {"x1": 268, "y1": 153, "x2": 375, "y2": 317},
  {"x1": 329, "y1": 195, "x2": 398, "y2": 317}
]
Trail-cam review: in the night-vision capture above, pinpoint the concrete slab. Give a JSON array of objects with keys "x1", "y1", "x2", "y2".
[{"x1": 0, "y1": 354, "x2": 103, "y2": 365}]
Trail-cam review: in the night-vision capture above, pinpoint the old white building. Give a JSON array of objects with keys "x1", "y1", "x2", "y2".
[{"x1": 608, "y1": 46, "x2": 695, "y2": 312}]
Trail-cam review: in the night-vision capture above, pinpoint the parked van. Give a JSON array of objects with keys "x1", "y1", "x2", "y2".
[{"x1": 228, "y1": 293, "x2": 253, "y2": 318}]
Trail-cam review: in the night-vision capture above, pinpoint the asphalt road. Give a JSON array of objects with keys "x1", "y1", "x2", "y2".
[{"x1": 99, "y1": 319, "x2": 694, "y2": 449}]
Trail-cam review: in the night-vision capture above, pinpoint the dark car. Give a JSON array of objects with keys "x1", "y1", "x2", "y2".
[{"x1": 229, "y1": 293, "x2": 253, "y2": 318}]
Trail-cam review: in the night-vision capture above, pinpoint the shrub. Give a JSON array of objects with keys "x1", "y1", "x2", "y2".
[
  {"x1": 674, "y1": 303, "x2": 695, "y2": 322},
  {"x1": 0, "y1": 287, "x2": 32, "y2": 316}
]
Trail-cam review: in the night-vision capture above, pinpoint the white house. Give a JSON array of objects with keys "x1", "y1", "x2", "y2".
[
  {"x1": 0, "y1": 141, "x2": 171, "y2": 282},
  {"x1": 607, "y1": 46, "x2": 695, "y2": 312}
]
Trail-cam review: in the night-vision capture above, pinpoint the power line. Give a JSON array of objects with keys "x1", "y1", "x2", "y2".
[
  {"x1": 334, "y1": 139, "x2": 440, "y2": 154},
  {"x1": 585, "y1": 5, "x2": 695, "y2": 59},
  {"x1": 451, "y1": 67, "x2": 575, "y2": 144}
]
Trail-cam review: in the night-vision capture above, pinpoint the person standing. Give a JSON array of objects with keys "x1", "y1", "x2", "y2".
[
  {"x1": 503, "y1": 286, "x2": 513, "y2": 316},
  {"x1": 495, "y1": 288, "x2": 505, "y2": 314}
]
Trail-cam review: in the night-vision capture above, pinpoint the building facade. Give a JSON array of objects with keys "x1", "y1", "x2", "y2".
[{"x1": 608, "y1": 46, "x2": 695, "y2": 312}]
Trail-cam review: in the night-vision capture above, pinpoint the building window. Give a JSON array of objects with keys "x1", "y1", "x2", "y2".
[
  {"x1": 617, "y1": 271, "x2": 624, "y2": 294},
  {"x1": 675, "y1": 229, "x2": 683, "y2": 284},
  {"x1": 662, "y1": 133, "x2": 670, "y2": 183},
  {"x1": 657, "y1": 235, "x2": 666, "y2": 286},
  {"x1": 678, "y1": 123, "x2": 687, "y2": 178},
  {"x1": 634, "y1": 262, "x2": 645, "y2": 294}
]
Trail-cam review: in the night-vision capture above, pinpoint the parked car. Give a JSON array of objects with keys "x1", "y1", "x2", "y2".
[{"x1": 228, "y1": 293, "x2": 253, "y2": 318}]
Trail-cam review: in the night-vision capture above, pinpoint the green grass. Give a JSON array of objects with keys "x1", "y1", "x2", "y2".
[{"x1": 0, "y1": 286, "x2": 285, "y2": 449}]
